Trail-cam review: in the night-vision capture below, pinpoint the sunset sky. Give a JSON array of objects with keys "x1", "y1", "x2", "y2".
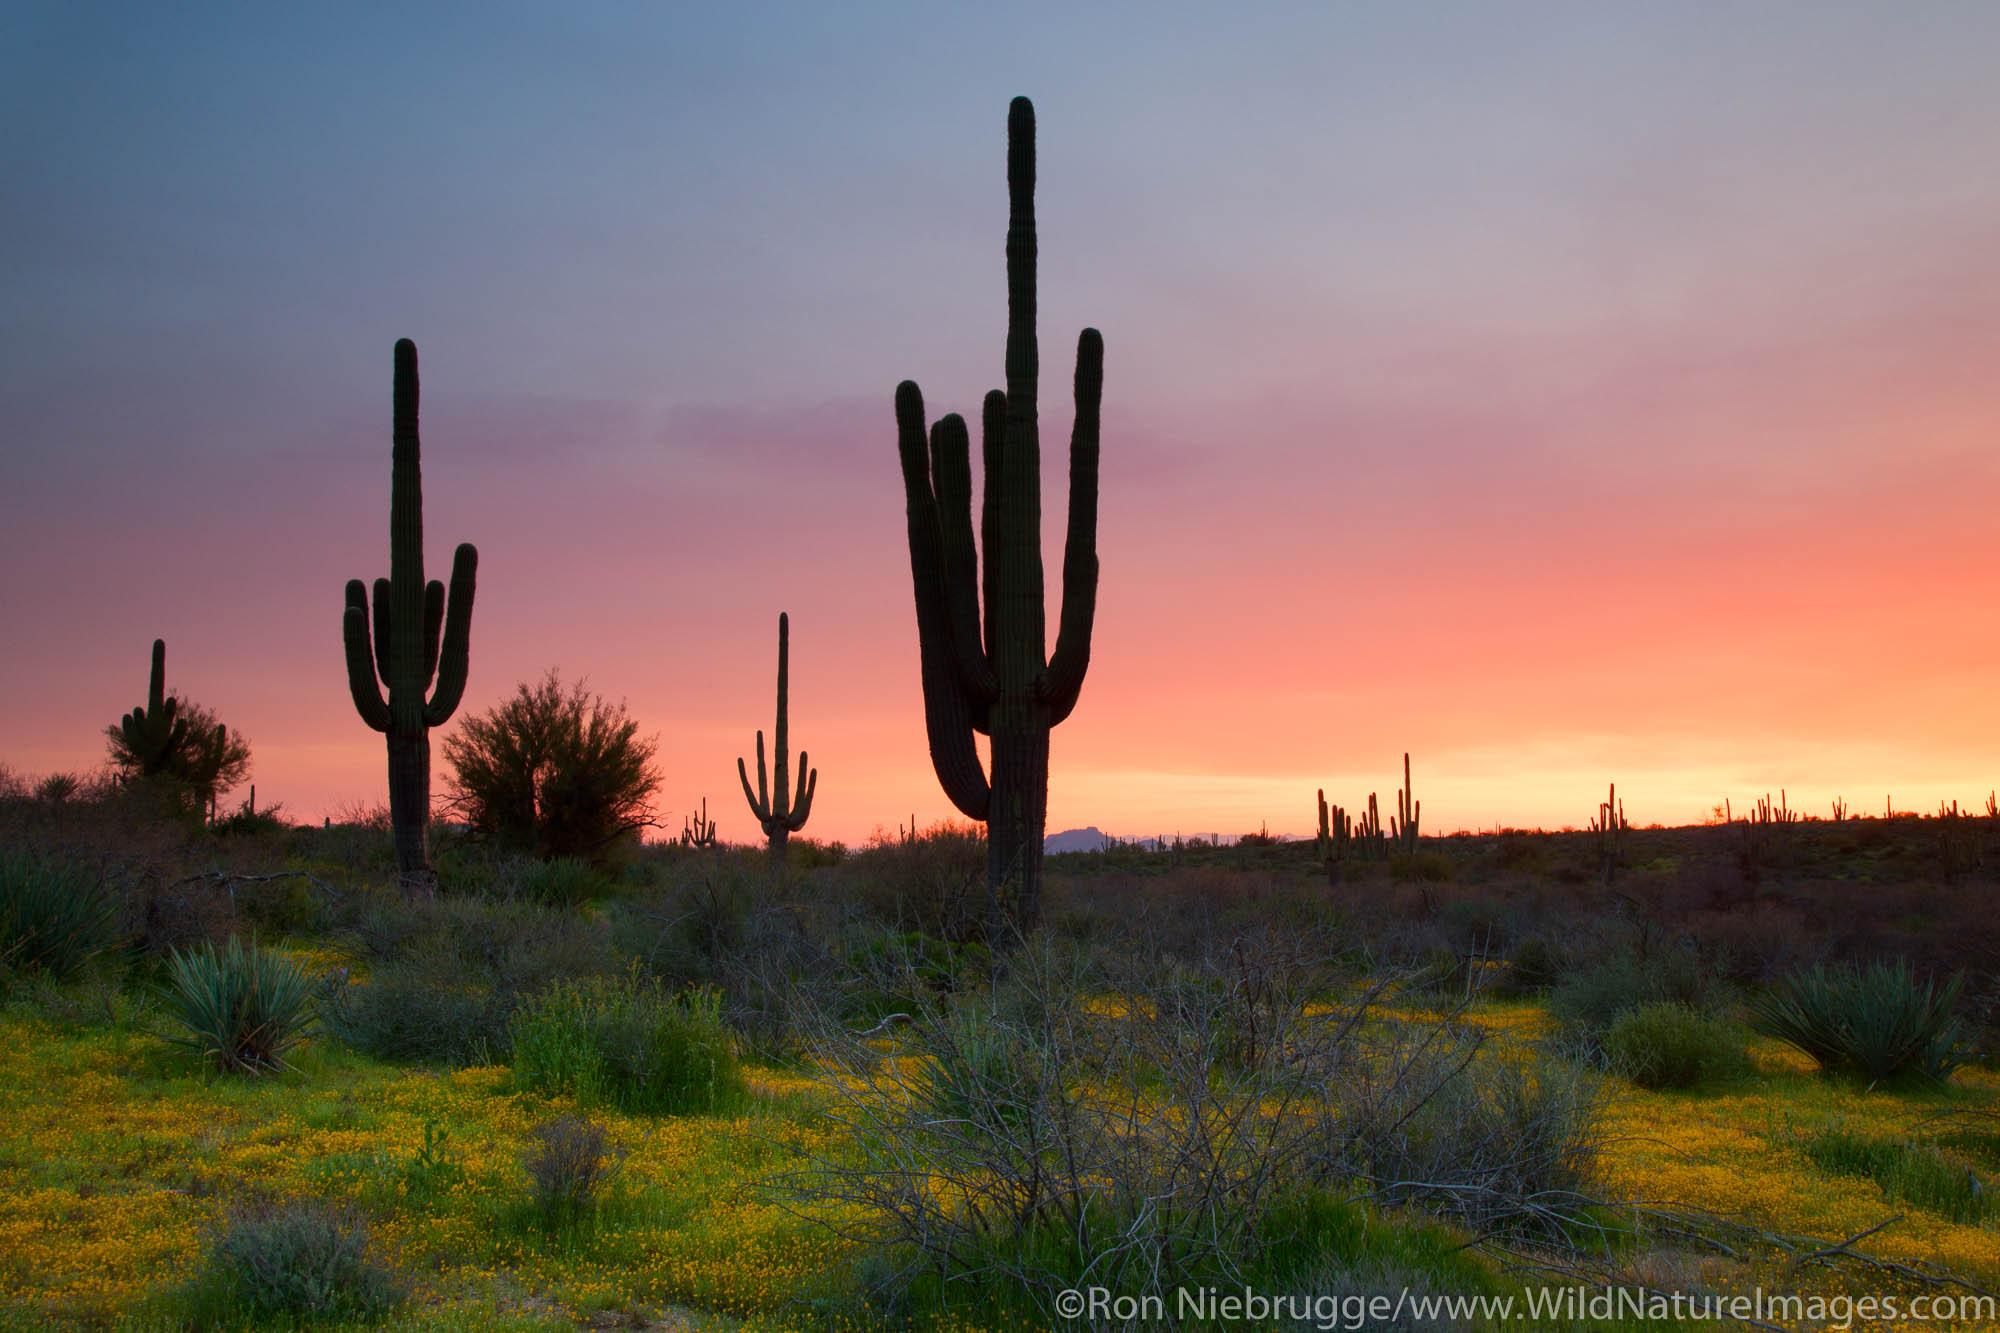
[{"x1": 6, "y1": 3, "x2": 1999, "y2": 846}]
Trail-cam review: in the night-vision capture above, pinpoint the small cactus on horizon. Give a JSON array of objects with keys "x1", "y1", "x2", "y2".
[
  {"x1": 1355, "y1": 794, "x2": 1387, "y2": 861},
  {"x1": 1316, "y1": 788, "x2": 1351, "y2": 885},
  {"x1": 1391, "y1": 752, "x2": 1420, "y2": 856},
  {"x1": 1590, "y1": 781, "x2": 1626, "y2": 886},
  {"x1": 680, "y1": 797, "x2": 718, "y2": 848},
  {"x1": 738, "y1": 612, "x2": 816, "y2": 873},
  {"x1": 342, "y1": 339, "x2": 477, "y2": 896}
]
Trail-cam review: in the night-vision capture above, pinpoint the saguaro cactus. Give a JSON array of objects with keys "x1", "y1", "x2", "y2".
[
  {"x1": 342, "y1": 339, "x2": 477, "y2": 893},
  {"x1": 1316, "y1": 789, "x2": 1351, "y2": 886},
  {"x1": 738, "y1": 612, "x2": 817, "y2": 871},
  {"x1": 895, "y1": 96, "x2": 1103, "y2": 936},
  {"x1": 120, "y1": 639, "x2": 189, "y2": 775}
]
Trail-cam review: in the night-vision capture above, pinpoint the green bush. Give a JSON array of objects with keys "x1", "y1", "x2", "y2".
[
  {"x1": 1602, "y1": 1002, "x2": 1750, "y2": 1090},
  {"x1": 439, "y1": 671, "x2": 663, "y2": 868},
  {"x1": 322, "y1": 892, "x2": 611, "y2": 1066},
  {"x1": 1498, "y1": 936, "x2": 1564, "y2": 996},
  {"x1": 1547, "y1": 947, "x2": 1721, "y2": 1049},
  {"x1": 161, "y1": 936, "x2": 316, "y2": 1074},
  {"x1": 0, "y1": 849, "x2": 123, "y2": 981},
  {"x1": 1750, "y1": 960, "x2": 1963, "y2": 1083},
  {"x1": 511, "y1": 971, "x2": 743, "y2": 1114},
  {"x1": 515, "y1": 855, "x2": 615, "y2": 907},
  {"x1": 523, "y1": 1115, "x2": 623, "y2": 1226},
  {"x1": 1798, "y1": 1127, "x2": 1991, "y2": 1224},
  {"x1": 318, "y1": 947, "x2": 514, "y2": 1066},
  {"x1": 188, "y1": 1195, "x2": 406, "y2": 1325}
]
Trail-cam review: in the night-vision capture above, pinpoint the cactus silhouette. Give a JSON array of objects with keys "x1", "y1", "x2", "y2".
[
  {"x1": 119, "y1": 639, "x2": 189, "y2": 775},
  {"x1": 895, "y1": 96, "x2": 1102, "y2": 935},
  {"x1": 342, "y1": 339, "x2": 477, "y2": 892},
  {"x1": 738, "y1": 612, "x2": 815, "y2": 871}
]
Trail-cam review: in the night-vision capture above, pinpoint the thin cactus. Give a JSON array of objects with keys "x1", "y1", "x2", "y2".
[
  {"x1": 1316, "y1": 788, "x2": 1351, "y2": 885},
  {"x1": 1830, "y1": 797, "x2": 1847, "y2": 824},
  {"x1": 342, "y1": 339, "x2": 478, "y2": 895},
  {"x1": 1590, "y1": 781, "x2": 1625, "y2": 887},
  {"x1": 738, "y1": 612, "x2": 816, "y2": 873},
  {"x1": 894, "y1": 96, "x2": 1103, "y2": 936},
  {"x1": 1355, "y1": 793, "x2": 1387, "y2": 861},
  {"x1": 119, "y1": 639, "x2": 190, "y2": 776},
  {"x1": 680, "y1": 797, "x2": 718, "y2": 848},
  {"x1": 1390, "y1": 752, "x2": 1420, "y2": 856}
]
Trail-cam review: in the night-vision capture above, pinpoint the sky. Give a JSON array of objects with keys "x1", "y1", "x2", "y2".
[{"x1": 5, "y1": 2, "x2": 1999, "y2": 846}]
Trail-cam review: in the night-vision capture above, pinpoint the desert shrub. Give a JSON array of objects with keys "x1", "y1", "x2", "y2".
[
  {"x1": 769, "y1": 948, "x2": 1589, "y2": 1325},
  {"x1": 321, "y1": 892, "x2": 609, "y2": 1065},
  {"x1": 318, "y1": 945, "x2": 515, "y2": 1065},
  {"x1": 523, "y1": 1115, "x2": 624, "y2": 1226},
  {"x1": 160, "y1": 936, "x2": 316, "y2": 1074},
  {"x1": 510, "y1": 971, "x2": 742, "y2": 1114},
  {"x1": 518, "y1": 855, "x2": 614, "y2": 906},
  {"x1": 0, "y1": 849, "x2": 123, "y2": 981},
  {"x1": 232, "y1": 872, "x2": 330, "y2": 938},
  {"x1": 1547, "y1": 946, "x2": 1723, "y2": 1050},
  {"x1": 1602, "y1": 1002, "x2": 1750, "y2": 1090},
  {"x1": 1259, "y1": 1196, "x2": 1496, "y2": 1332},
  {"x1": 213, "y1": 806, "x2": 289, "y2": 839},
  {"x1": 1749, "y1": 960, "x2": 1964, "y2": 1083},
  {"x1": 186, "y1": 1195, "x2": 406, "y2": 1325},
  {"x1": 440, "y1": 670, "x2": 662, "y2": 868},
  {"x1": 1495, "y1": 936, "x2": 1564, "y2": 996},
  {"x1": 1389, "y1": 851, "x2": 1455, "y2": 884},
  {"x1": 1333, "y1": 1028, "x2": 1608, "y2": 1239},
  {"x1": 1798, "y1": 1127, "x2": 1991, "y2": 1224},
  {"x1": 841, "y1": 821, "x2": 988, "y2": 939}
]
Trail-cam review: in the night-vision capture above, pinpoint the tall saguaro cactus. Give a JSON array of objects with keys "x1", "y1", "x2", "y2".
[
  {"x1": 738, "y1": 612, "x2": 816, "y2": 872},
  {"x1": 895, "y1": 96, "x2": 1103, "y2": 935},
  {"x1": 342, "y1": 339, "x2": 478, "y2": 893},
  {"x1": 120, "y1": 639, "x2": 189, "y2": 775}
]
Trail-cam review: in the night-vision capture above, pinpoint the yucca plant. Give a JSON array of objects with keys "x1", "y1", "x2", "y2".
[
  {"x1": 1749, "y1": 959, "x2": 1964, "y2": 1084},
  {"x1": 0, "y1": 849, "x2": 122, "y2": 981},
  {"x1": 161, "y1": 936, "x2": 317, "y2": 1074}
]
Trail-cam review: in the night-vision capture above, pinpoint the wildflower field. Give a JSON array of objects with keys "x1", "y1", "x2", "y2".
[{"x1": 4, "y1": 790, "x2": 1999, "y2": 1331}]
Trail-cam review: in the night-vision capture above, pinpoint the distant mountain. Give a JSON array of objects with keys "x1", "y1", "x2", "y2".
[{"x1": 1044, "y1": 827, "x2": 1109, "y2": 853}]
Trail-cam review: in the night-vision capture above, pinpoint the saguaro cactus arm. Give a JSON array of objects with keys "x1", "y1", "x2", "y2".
[
  {"x1": 423, "y1": 543, "x2": 478, "y2": 726},
  {"x1": 898, "y1": 386, "x2": 994, "y2": 819},
  {"x1": 738, "y1": 732, "x2": 770, "y2": 821},
  {"x1": 1040, "y1": 328, "x2": 1103, "y2": 724},
  {"x1": 342, "y1": 582, "x2": 391, "y2": 733}
]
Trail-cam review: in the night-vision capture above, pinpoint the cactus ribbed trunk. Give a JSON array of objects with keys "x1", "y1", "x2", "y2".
[
  {"x1": 894, "y1": 97, "x2": 1102, "y2": 939},
  {"x1": 343, "y1": 339, "x2": 477, "y2": 897}
]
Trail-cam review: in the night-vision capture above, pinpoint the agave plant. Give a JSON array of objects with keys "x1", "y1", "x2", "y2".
[
  {"x1": 0, "y1": 850, "x2": 122, "y2": 981},
  {"x1": 161, "y1": 936, "x2": 317, "y2": 1074},
  {"x1": 1749, "y1": 959, "x2": 1964, "y2": 1084}
]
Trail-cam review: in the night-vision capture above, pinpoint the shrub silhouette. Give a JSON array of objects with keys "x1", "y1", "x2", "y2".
[{"x1": 442, "y1": 670, "x2": 661, "y2": 866}]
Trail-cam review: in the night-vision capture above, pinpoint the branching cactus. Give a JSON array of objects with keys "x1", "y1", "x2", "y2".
[
  {"x1": 1391, "y1": 752, "x2": 1420, "y2": 856},
  {"x1": 681, "y1": 797, "x2": 718, "y2": 848},
  {"x1": 342, "y1": 339, "x2": 477, "y2": 893},
  {"x1": 120, "y1": 639, "x2": 189, "y2": 775},
  {"x1": 895, "y1": 96, "x2": 1103, "y2": 936},
  {"x1": 738, "y1": 612, "x2": 816, "y2": 872},
  {"x1": 1356, "y1": 794, "x2": 1387, "y2": 862}
]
